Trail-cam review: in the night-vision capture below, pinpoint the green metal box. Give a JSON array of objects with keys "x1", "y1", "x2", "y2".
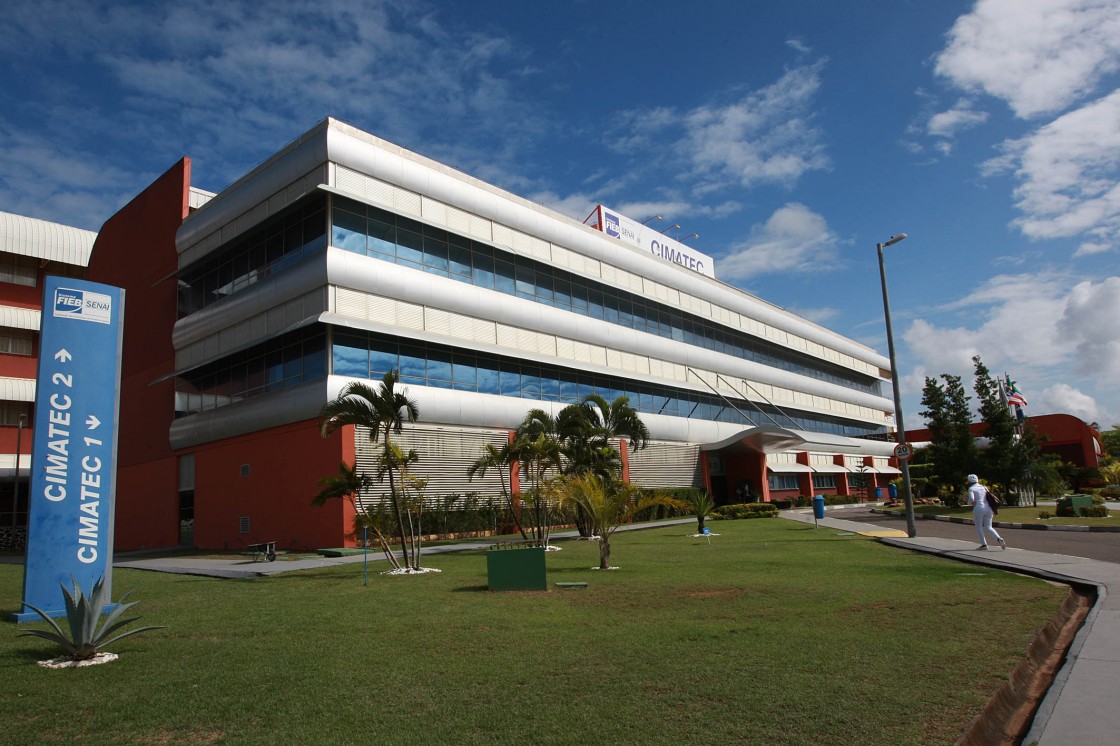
[{"x1": 487, "y1": 545, "x2": 547, "y2": 591}]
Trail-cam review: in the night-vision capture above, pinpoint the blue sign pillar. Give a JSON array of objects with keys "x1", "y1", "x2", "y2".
[{"x1": 15, "y1": 277, "x2": 125, "y2": 621}]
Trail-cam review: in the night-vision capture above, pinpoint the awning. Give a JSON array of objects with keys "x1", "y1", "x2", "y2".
[
  {"x1": 809, "y1": 463, "x2": 849, "y2": 473},
  {"x1": 767, "y1": 463, "x2": 812, "y2": 473}
]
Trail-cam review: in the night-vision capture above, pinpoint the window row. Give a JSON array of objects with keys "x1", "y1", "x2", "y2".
[
  {"x1": 177, "y1": 196, "x2": 328, "y2": 316},
  {"x1": 333, "y1": 328, "x2": 883, "y2": 439},
  {"x1": 331, "y1": 196, "x2": 880, "y2": 396},
  {"x1": 175, "y1": 327, "x2": 326, "y2": 414}
]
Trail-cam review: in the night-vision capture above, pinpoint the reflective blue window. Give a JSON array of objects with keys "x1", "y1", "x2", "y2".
[{"x1": 327, "y1": 196, "x2": 883, "y2": 398}]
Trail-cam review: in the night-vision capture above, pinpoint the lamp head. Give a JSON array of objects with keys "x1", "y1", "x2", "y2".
[{"x1": 882, "y1": 233, "x2": 908, "y2": 247}]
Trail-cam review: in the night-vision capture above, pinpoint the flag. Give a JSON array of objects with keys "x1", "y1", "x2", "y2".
[{"x1": 1005, "y1": 375, "x2": 1028, "y2": 407}]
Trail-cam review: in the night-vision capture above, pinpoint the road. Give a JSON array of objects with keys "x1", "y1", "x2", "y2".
[{"x1": 829, "y1": 506, "x2": 1120, "y2": 565}]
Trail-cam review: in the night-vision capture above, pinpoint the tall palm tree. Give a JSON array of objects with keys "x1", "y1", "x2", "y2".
[
  {"x1": 320, "y1": 370, "x2": 419, "y2": 564},
  {"x1": 467, "y1": 441, "x2": 529, "y2": 540},
  {"x1": 313, "y1": 460, "x2": 401, "y2": 569},
  {"x1": 580, "y1": 393, "x2": 651, "y2": 463},
  {"x1": 512, "y1": 409, "x2": 566, "y2": 546}
]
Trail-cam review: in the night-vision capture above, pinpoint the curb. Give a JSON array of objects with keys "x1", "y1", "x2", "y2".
[{"x1": 872, "y1": 508, "x2": 1120, "y2": 533}]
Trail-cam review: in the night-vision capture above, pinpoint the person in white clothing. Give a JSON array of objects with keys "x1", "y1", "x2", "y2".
[{"x1": 966, "y1": 474, "x2": 1006, "y2": 550}]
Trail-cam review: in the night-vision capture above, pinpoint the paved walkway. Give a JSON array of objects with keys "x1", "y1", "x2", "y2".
[
  {"x1": 783, "y1": 507, "x2": 1120, "y2": 746},
  {"x1": 113, "y1": 510, "x2": 1117, "y2": 743}
]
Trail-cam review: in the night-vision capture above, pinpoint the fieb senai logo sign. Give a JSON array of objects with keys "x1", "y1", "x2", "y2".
[{"x1": 53, "y1": 287, "x2": 113, "y2": 324}]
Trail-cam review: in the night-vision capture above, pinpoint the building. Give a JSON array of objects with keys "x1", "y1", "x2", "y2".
[
  {"x1": 0, "y1": 211, "x2": 94, "y2": 551},
  {"x1": 907, "y1": 413, "x2": 1103, "y2": 470},
  {"x1": 80, "y1": 118, "x2": 901, "y2": 552}
]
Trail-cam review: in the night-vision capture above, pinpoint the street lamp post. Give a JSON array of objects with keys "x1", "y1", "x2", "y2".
[{"x1": 877, "y1": 233, "x2": 917, "y2": 538}]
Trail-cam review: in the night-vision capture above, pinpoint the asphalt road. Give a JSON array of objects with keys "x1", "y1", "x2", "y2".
[{"x1": 829, "y1": 506, "x2": 1120, "y2": 565}]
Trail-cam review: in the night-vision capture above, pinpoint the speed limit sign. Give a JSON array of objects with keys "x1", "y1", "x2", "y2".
[{"x1": 893, "y1": 443, "x2": 913, "y2": 460}]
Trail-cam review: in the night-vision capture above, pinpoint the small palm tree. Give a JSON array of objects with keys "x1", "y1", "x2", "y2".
[
  {"x1": 320, "y1": 370, "x2": 419, "y2": 564},
  {"x1": 552, "y1": 473, "x2": 689, "y2": 569},
  {"x1": 689, "y1": 491, "x2": 716, "y2": 534}
]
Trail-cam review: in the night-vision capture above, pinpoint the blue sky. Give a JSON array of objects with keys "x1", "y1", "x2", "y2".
[{"x1": 2, "y1": 0, "x2": 1118, "y2": 429}]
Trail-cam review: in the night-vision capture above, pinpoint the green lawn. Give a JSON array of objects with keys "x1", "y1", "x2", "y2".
[
  {"x1": 914, "y1": 504, "x2": 1119, "y2": 526},
  {"x1": 1, "y1": 519, "x2": 1065, "y2": 745}
]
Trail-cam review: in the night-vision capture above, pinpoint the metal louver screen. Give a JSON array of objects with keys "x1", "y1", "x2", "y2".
[
  {"x1": 627, "y1": 442, "x2": 703, "y2": 489},
  {"x1": 352, "y1": 425, "x2": 511, "y2": 511}
]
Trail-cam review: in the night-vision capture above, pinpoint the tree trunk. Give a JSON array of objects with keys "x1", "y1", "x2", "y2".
[
  {"x1": 599, "y1": 536, "x2": 611, "y2": 569},
  {"x1": 697, "y1": 515, "x2": 706, "y2": 534}
]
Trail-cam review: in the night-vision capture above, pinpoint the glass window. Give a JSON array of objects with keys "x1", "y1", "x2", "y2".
[
  {"x1": 472, "y1": 252, "x2": 495, "y2": 290},
  {"x1": 369, "y1": 345, "x2": 398, "y2": 377},
  {"x1": 399, "y1": 345, "x2": 427, "y2": 384},
  {"x1": 494, "y1": 258, "x2": 516, "y2": 295},
  {"x1": 514, "y1": 263, "x2": 535, "y2": 298},
  {"x1": 303, "y1": 334, "x2": 326, "y2": 380},
  {"x1": 332, "y1": 209, "x2": 367, "y2": 254},
  {"x1": 396, "y1": 228, "x2": 424, "y2": 267},
  {"x1": 499, "y1": 367, "x2": 520, "y2": 396},
  {"x1": 449, "y1": 243, "x2": 472, "y2": 280},
  {"x1": 333, "y1": 334, "x2": 369, "y2": 377},
  {"x1": 367, "y1": 219, "x2": 396, "y2": 258},
  {"x1": 427, "y1": 350, "x2": 453, "y2": 385},
  {"x1": 452, "y1": 354, "x2": 477, "y2": 389},
  {"x1": 477, "y1": 360, "x2": 501, "y2": 394},
  {"x1": 423, "y1": 236, "x2": 449, "y2": 273}
]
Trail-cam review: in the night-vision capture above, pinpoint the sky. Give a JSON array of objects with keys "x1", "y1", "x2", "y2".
[{"x1": 2, "y1": 0, "x2": 1118, "y2": 430}]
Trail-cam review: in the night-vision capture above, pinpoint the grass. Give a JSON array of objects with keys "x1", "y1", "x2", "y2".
[
  {"x1": 1, "y1": 519, "x2": 1065, "y2": 745},
  {"x1": 913, "y1": 504, "x2": 1118, "y2": 526}
]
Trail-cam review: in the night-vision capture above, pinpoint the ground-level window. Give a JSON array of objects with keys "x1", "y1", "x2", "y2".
[
  {"x1": 812, "y1": 474, "x2": 836, "y2": 490},
  {"x1": 768, "y1": 473, "x2": 799, "y2": 491}
]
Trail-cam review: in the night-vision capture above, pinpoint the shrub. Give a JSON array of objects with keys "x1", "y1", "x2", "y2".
[
  {"x1": 711, "y1": 503, "x2": 778, "y2": 520},
  {"x1": 770, "y1": 497, "x2": 794, "y2": 510},
  {"x1": 19, "y1": 576, "x2": 164, "y2": 661},
  {"x1": 1082, "y1": 505, "x2": 1110, "y2": 518},
  {"x1": 1038, "y1": 511, "x2": 1053, "y2": 520},
  {"x1": 794, "y1": 495, "x2": 812, "y2": 508}
]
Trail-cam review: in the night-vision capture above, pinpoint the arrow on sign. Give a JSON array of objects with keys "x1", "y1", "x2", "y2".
[
  {"x1": 54, "y1": 349, "x2": 72, "y2": 363},
  {"x1": 86, "y1": 415, "x2": 101, "y2": 430}
]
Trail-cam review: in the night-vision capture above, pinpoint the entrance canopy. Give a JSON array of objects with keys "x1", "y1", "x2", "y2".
[{"x1": 700, "y1": 425, "x2": 896, "y2": 458}]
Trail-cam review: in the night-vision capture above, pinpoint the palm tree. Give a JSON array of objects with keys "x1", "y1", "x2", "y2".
[
  {"x1": 320, "y1": 370, "x2": 419, "y2": 565},
  {"x1": 467, "y1": 441, "x2": 529, "y2": 540},
  {"x1": 581, "y1": 393, "x2": 651, "y2": 456},
  {"x1": 552, "y1": 473, "x2": 689, "y2": 569},
  {"x1": 312, "y1": 461, "x2": 403, "y2": 570},
  {"x1": 688, "y1": 490, "x2": 716, "y2": 535}
]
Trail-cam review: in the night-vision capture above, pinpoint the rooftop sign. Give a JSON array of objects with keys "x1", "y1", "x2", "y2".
[{"x1": 593, "y1": 205, "x2": 716, "y2": 279}]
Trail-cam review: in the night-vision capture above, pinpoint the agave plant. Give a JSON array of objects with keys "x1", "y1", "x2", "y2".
[{"x1": 19, "y1": 576, "x2": 164, "y2": 661}]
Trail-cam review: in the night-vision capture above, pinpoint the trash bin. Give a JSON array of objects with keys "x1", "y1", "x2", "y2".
[
  {"x1": 812, "y1": 494, "x2": 825, "y2": 520},
  {"x1": 888, "y1": 484, "x2": 898, "y2": 499},
  {"x1": 1056, "y1": 495, "x2": 1094, "y2": 518},
  {"x1": 874, "y1": 487, "x2": 883, "y2": 500}
]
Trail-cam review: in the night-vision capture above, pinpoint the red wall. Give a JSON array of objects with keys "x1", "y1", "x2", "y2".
[
  {"x1": 190, "y1": 419, "x2": 353, "y2": 551},
  {"x1": 85, "y1": 159, "x2": 190, "y2": 550}
]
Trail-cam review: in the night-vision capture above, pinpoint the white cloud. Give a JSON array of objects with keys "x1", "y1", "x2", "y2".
[
  {"x1": 717, "y1": 203, "x2": 840, "y2": 281},
  {"x1": 0, "y1": 0, "x2": 547, "y2": 226},
  {"x1": 682, "y1": 61, "x2": 830, "y2": 189},
  {"x1": 606, "y1": 60, "x2": 830, "y2": 195},
  {"x1": 1058, "y1": 277, "x2": 1120, "y2": 379},
  {"x1": 1038, "y1": 383, "x2": 1104, "y2": 422},
  {"x1": 927, "y1": 98, "x2": 989, "y2": 139},
  {"x1": 983, "y1": 88, "x2": 1120, "y2": 250},
  {"x1": 902, "y1": 271, "x2": 1120, "y2": 424},
  {"x1": 935, "y1": 0, "x2": 1120, "y2": 119}
]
